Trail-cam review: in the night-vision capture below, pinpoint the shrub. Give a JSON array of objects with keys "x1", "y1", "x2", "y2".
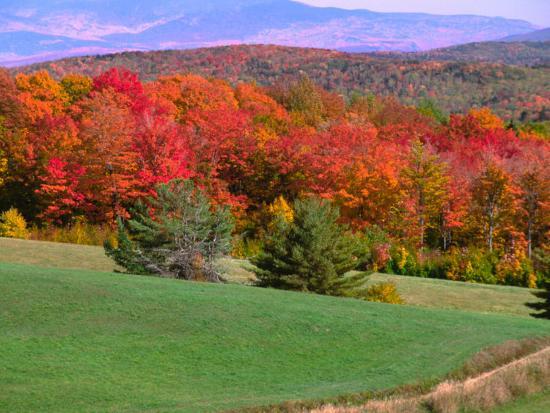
[
  {"x1": 0, "y1": 208, "x2": 30, "y2": 239},
  {"x1": 371, "y1": 243, "x2": 391, "y2": 272},
  {"x1": 29, "y1": 218, "x2": 115, "y2": 246},
  {"x1": 253, "y1": 197, "x2": 368, "y2": 297},
  {"x1": 366, "y1": 282, "x2": 404, "y2": 304},
  {"x1": 457, "y1": 248, "x2": 498, "y2": 284},
  {"x1": 231, "y1": 236, "x2": 262, "y2": 259},
  {"x1": 496, "y1": 251, "x2": 536, "y2": 287},
  {"x1": 105, "y1": 179, "x2": 234, "y2": 282},
  {"x1": 362, "y1": 226, "x2": 390, "y2": 271}
]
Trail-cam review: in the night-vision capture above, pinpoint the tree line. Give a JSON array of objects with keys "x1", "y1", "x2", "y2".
[{"x1": 0, "y1": 67, "x2": 548, "y2": 290}]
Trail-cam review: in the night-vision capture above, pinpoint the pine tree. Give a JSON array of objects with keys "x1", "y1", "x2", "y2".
[
  {"x1": 104, "y1": 179, "x2": 234, "y2": 282},
  {"x1": 252, "y1": 197, "x2": 367, "y2": 297},
  {"x1": 528, "y1": 248, "x2": 550, "y2": 319},
  {"x1": 529, "y1": 279, "x2": 550, "y2": 320}
]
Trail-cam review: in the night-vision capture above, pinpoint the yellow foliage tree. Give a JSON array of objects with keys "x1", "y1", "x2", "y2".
[
  {"x1": 0, "y1": 208, "x2": 30, "y2": 239},
  {"x1": 267, "y1": 195, "x2": 294, "y2": 228},
  {"x1": 15, "y1": 70, "x2": 69, "y2": 121},
  {"x1": 469, "y1": 107, "x2": 505, "y2": 130}
]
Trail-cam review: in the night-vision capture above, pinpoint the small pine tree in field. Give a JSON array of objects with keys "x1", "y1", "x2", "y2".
[
  {"x1": 253, "y1": 197, "x2": 368, "y2": 297},
  {"x1": 0, "y1": 208, "x2": 30, "y2": 239},
  {"x1": 104, "y1": 180, "x2": 234, "y2": 282}
]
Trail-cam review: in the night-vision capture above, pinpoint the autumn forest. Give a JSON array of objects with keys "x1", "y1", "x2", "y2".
[{"x1": 0, "y1": 64, "x2": 548, "y2": 288}]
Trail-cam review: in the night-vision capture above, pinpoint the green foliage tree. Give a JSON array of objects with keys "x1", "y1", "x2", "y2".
[
  {"x1": 105, "y1": 180, "x2": 234, "y2": 282},
  {"x1": 417, "y1": 99, "x2": 448, "y2": 124},
  {"x1": 252, "y1": 197, "x2": 368, "y2": 297}
]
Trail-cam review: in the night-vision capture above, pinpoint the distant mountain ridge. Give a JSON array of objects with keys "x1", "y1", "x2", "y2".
[
  {"x1": 501, "y1": 28, "x2": 550, "y2": 42},
  {"x1": 0, "y1": 0, "x2": 537, "y2": 66}
]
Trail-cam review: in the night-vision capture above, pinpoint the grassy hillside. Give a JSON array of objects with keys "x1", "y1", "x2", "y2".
[
  {"x1": 0, "y1": 237, "x2": 543, "y2": 317},
  {"x1": 492, "y1": 390, "x2": 550, "y2": 413},
  {"x1": 1, "y1": 262, "x2": 549, "y2": 412},
  {"x1": 367, "y1": 273, "x2": 542, "y2": 318},
  {"x1": 15, "y1": 45, "x2": 550, "y2": 121},
  {"x1": 0, "y1": 237, "x2": 117, "y2": 272}
]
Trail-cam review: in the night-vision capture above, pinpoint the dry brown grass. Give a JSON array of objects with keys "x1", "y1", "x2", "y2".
[{"x1": 308, "y1": 338, "x2": 550, "y2": 413}]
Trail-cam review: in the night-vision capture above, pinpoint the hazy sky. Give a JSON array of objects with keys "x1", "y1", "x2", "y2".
[{"x1": 301, "y1": 1, "x2": 549, "y2": 27}]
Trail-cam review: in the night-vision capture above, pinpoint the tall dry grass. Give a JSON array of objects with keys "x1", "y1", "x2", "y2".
[
  {"x1": 309, "y1": 338, "x2": 550, "y2": 413},
  {"x1": 29, "y1": 220, "x2": 115, "y2": 246}
]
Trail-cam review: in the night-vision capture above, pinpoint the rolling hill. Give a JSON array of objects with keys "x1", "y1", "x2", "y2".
[
  {"x1": 1, "y1": 261, "x2": 549, "y2": 412},
  {"x1": 1, "y1": 237, "x2": 546, "y2": 318},
  {"x1": 15, "y1": 44, "x2": 550, "y2": 121},
  {"x1": 0, "y1": 0, "x2": 537, "y2": 66}
]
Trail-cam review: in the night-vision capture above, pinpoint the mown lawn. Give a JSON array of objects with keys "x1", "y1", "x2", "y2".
[
  {"x1": 0, "y1": 237, "x2": 543, "y2": 317},
  {"x1": 1, "y1": 262, "x2": 549, "y2": 412}
]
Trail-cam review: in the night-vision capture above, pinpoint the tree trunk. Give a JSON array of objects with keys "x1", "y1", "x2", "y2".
[{"x1": 527, "y1": 220, "x2": 532, "y2": 258}]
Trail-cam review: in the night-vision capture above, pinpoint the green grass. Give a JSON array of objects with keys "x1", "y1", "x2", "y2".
[
  {"x1": 1, "y1": 262, "x2": 549, "y2": 412},
  {"x1": 367, "y1": 273, "x2": 542, "y2": 318},
  {"x1": 1, "y1": 237, "x2": 543, "y2": 318},
  {"x1": 0, "y1": 237, "x2": 117, "y2": 272},
  {"x1": 491, "y1": 390, "x2": 550, "y2": 413}
]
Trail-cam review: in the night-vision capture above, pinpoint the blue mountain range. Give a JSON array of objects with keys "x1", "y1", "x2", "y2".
[{"x1": 0, "y1": 0, "x2": 539, "y2": 66}]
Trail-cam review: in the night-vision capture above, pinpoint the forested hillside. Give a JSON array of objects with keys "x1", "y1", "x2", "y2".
[
  {"x1": 372, "y1": 41, "x2": 550, "y2": 67},
  {"x1": 15, "y1": 45, "x2": 549, "y2": 121},
  {"x1": 1, "y1": 67, "x2": 548, "y2": 289}
]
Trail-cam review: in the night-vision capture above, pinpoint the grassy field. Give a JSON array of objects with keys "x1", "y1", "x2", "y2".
[
  {"x1": 0, "y1": 237, "x2": 543, "y2": 318},
  {"x1": 0, "y1": 237, "x2": 117, "y2": 272},
  {"x1": 366, "y1": 273, "x2": 542, "y2": 318},
  {"x1": 492, "y1": 390, "x2": 550, "y2": 413},
  {"x1": 1, "y1": 262, "x2": 549, "y2": 412}
]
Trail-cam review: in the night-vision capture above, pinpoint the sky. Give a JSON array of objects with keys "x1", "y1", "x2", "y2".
[{"x1": 301, "y1": 0, "x2": 550, "y2": 27}]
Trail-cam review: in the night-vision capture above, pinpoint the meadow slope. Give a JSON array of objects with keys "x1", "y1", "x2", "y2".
[
  {"x1": 0, "y1": 238, "x2": 544, "y2": 318},
  {"x1": 1, "y1": 262, "x2": 549, "y2": 412}
]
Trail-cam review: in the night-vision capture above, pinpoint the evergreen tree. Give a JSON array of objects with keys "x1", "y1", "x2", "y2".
[
  {"x1": 105, "y1": 179, "x2": 234, "y2": 282},
  {"x1": 528, "y1": 248, "x2": 550, "y2": 319},
  {"x1": 252, "y1": 197, "x2": 367, "y2": 297},
  {"x1": 529, "y1": 279, "x2": 550, "y2": 320}
]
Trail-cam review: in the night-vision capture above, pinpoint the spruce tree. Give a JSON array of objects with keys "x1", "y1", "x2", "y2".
[
  {"x1": 105, "y1": 179, "x2": 234, "y2": 282},
  {"x1": 529, "y1": 280, "x2": 550, "y2": 320},
  {"x1": 528, "y1": 248, "x2": 550, "y2": 319},
  {"x1": 253, "y1": 197, "x2": 367, "y2": 297}
]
